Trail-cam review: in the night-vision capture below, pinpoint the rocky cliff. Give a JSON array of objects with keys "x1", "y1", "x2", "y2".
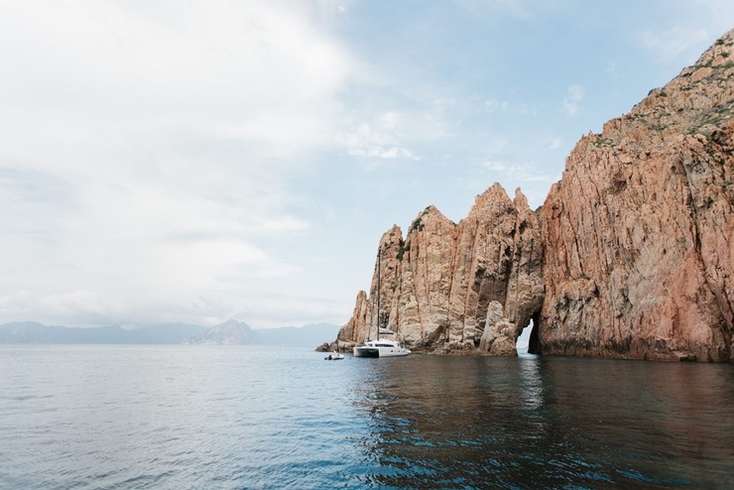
[
  {"x1": 537, "y1": 30, "x2": 734, "y2": 361},
  {"x1": 336, "y1": 184, "x2": 544, "y2": 355},
  {"x1": 335, "y1": 29, "x2": 734, "y2": 361}
]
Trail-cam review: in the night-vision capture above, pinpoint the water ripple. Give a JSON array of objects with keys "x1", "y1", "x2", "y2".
[{"x1": 1, "y1": 346, "x2": 733, "y2": 488}]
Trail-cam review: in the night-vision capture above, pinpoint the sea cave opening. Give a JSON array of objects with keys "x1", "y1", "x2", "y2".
[{"x1": 517, "y1": 320, "x2": 533, "y2": 355}]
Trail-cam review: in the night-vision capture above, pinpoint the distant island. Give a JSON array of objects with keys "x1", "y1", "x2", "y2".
[{"x1": 0, "y1": 320, "x2": 339, "y2": 348}]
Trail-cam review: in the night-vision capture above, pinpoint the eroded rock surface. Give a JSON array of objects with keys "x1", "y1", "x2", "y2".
[
  {"x1": 537, "y1": 29, "x2": 734, "y2": 361},
  {"x1": 336, "y1": 185, "x2": 544, "y2": 356}
]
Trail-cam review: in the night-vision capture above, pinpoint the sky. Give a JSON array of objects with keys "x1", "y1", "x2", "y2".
[{"x1": 1, "y1": 1, "x2": 733, "y2": 329}]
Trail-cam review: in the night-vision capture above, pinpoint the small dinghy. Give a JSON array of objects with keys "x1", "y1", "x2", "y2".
[{"x1": 325, "y1": 351, "x2": 345, "y2": 360}]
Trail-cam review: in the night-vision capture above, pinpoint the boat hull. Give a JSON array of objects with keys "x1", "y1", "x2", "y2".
[
  {"x1": 353, "y1": 342, "x2": 410, "y2": 358},
  {"x1": 353, "y1": 346, "x2": 379, "y2": 358}
]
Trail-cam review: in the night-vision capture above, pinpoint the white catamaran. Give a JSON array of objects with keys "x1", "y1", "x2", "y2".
[
  {"x1": 353, "y1": 252, "x2": 411, "y2": 358},
  {"x1": 353, "y1": 337, "x2": 411, "y2": 358}
]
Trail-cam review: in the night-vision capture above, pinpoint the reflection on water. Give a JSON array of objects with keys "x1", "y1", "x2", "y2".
[{"x1": 351, "y1": 354, "x2": 734, "y2": 489}]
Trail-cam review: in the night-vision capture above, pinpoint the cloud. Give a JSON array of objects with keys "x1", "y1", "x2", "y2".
[
  {"x1": 224, "y1": 292, "x2": 350, "y2": 329},
  {"x1": 485, "y1": 99, "x2": 510, "y2": 111},
  {"x1": 348, "y1": 145, "x2": 420, "y2": 161},
  {"x1": 458, "y1": 0, "x2": 534, "y2": 19},
  {"x1": 0, "y1": 289, "x2": 119, "y2": 327},
  {"x1": 344, "y1": 115, "x2": 422, "y2": 162},
  {"x1": 549, "y1": 137, "x2": 563, "y2": 149},
  {"x1": 313, "y1": 0, "x2": 351, "y2": 29},
  {"x1": 379, "y1": 111, "x2": 401, "y2": 129},
  {"x1": 640, "y1": 26, "x2": 710, "y2": 62},
  {"x1": 562, "y1": 84, "x2": 584, "y2": 116},
  {"x1": 39, "y1": 290, "x2": 117, "y2": 323},
  {"x1": 0, "y1": 0, "x2": 353, "y2": 326},
  {"x1": 482, "y1": 159, "x2": 550, "y2": 183}
]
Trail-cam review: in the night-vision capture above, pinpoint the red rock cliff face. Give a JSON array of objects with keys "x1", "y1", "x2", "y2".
[
  {"x1": 337, "y1": 184, "x2": 544, "y2": 355},
  {"x1": 335, "y1": 30, "x2": 734, "y2": 362},
  {"x1": 537, "y1": 30, "x2": 734, "y2": 361}
]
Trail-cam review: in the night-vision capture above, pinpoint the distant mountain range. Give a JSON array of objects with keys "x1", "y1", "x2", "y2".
[{"x1": 0, "y1": 320, "x2": 339, "y2": 347}]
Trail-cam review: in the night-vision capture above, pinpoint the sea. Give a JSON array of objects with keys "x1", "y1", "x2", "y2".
[{"x1": 1, "y1": 345, "x2": 733, "y2": 489}]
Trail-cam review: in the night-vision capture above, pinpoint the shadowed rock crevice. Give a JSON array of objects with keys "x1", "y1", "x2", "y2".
[{"x1": 527, "y1": 313, "x2": 542, "y2": 355}]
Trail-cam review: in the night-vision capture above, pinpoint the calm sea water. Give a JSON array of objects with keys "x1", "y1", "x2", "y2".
[{"x1": 1, "y1": 345, "x2": 733, "y2": 489}]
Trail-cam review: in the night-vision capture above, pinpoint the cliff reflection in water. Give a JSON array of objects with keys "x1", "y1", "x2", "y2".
[{"x1": 350, "y1": 355, "x2": 734, "y2": 489}]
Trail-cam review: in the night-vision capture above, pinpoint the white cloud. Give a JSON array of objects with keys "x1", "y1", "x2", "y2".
[
  {"x1": 379, "y1": 111, "x2": 401, "y2": 129},
  {"x1": 567, "y1": 85, "x2": 584, "y2": 101},
  {"x1": 485, "y1": 99, "x2": 510, "y2": 111},
  {"x1": 0, "y1": 0, "x2": 353, "y2": 326},
  {"x1": 344, "y1": 115, "x2": 422, "y2": 161},
  {"x1": 458, "y1": 0, "x2": 533, "y2": 18},
  {"x1": 348, "y1": 145, "x2": 420, "y2": 161},
  {"x1": 39, "y1": 290, "x2": 117, "y2": 323},
  {"x1": 482, "y1": 159, "x2": 550, "y2": 183},
  {"x1": 640, "y1": 27, "x2": 710, "y2": 62},
  {"x1": 562, "y1": 100, "x2": 579, "y2": 116},
  {"x1": 9, "y1": 1, "x2": 348, "y2": 154},
  {"x1": 549, "y1": 137, "x2": 563, "y2": 149},
  {"x1": 225, "y1": 292, "x2": 350, "y2": 329},
  {"x1": 562, "y1": 84, "x2": 584, "y2": 116}
]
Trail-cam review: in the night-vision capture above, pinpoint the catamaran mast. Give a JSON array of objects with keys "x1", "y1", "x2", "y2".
[{"x1": 376, "y1": 249, "x2": 381, "y2": 341}]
